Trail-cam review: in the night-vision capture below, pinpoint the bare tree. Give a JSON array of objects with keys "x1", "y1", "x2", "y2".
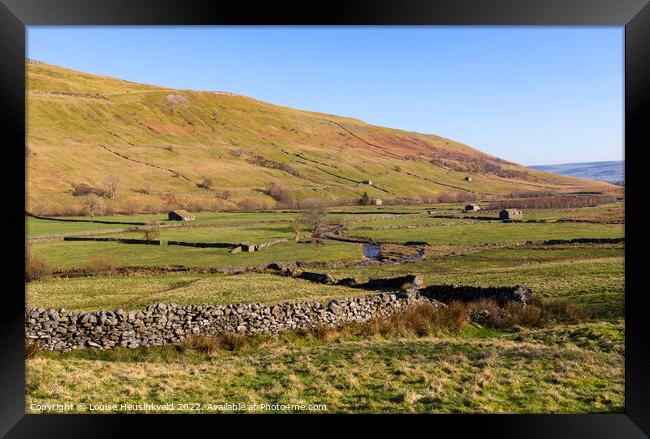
[
  {"x1": 83, "y1": 194, "x2": 105, "y2": 221},
  {"x1": 143, "y1": 216, "x2": 161, "y2": 241},
  {"x1": 103, "y1": 174, "x2": 121, "y2": 199},
  {"x1": 298, "y1": 198, "x2": 328, "y2": 236},
  {"x1": 289, "y1": 220, "x2": 302, "y2": 242}
]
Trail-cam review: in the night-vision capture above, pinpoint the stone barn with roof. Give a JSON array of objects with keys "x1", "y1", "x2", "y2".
[
  {"x1": 464, "y1": 204, "x2": 480, "y2": 213},
  {"x1": 168, "y1": 210, "x2": 195, "y2": 221},
  {"x1": 500, "y1": 209, "x2": 523, "y2": 222}
]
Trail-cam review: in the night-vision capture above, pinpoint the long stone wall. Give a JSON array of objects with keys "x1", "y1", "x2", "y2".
[
  {"x1": 61, "y1": 237, "x2": 290, "y2": 250},
  {"x1": 26, "y1": 291, "x2": 439, "y2": 351}
]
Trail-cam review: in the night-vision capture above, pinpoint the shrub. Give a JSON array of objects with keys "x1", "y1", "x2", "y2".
[
  {"x1": 198, "y1": 178, "x2": 214, "y2": 190},
  {"x1": 136, "y1": 185, "x2": 153, "y2": 195},
  {"x1": 358, "y1": 191, "x2": 370, "y2": 206},
  {"x1": 466, "y1": 296, "x2": 588, "y2": 330},
  {"x1": 85, "y1": 256, "x2": 118, "y2": 274},
  {"x1": 72, "y1": 183, "x2": 104, "y2": 197},
  {"x1": 436, "y1": 192, "x2": 456, "y2": 203}
]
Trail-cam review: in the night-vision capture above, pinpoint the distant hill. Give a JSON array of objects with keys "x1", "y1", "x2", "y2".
[
  {"x1": 529, "y1": 161, "x2": 624, "y2": 185},
  {"x1": 26, "y1": 60, "x2": 621, "y2": 215}
]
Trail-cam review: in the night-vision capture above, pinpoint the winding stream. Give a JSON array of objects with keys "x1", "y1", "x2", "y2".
[{"x1": 356, "y1": 242, "x2": 425, "y2": 266}]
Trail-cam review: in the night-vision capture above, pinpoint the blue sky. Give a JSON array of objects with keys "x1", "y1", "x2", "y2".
[{"x1": 27, "y1": 26, "x2": 623, "y2": 165}]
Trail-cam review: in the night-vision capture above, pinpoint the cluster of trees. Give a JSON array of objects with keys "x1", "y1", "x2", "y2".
[
  {"x1": 489, "y1": 195, "x2": 619, "y2": 210},
  {"x1": 396, "y1": 192, "x2": 480, "y2": 205},
  {"x1": 72, "y1": 174, "x2": 121, "y2": 199},
  {"x1": 504, "y1": 190, "x2": 557, "y2": 199},
  {"x1": 265, "y1": 182, "x2": 296, "y2": 207},
  {"x1": 71, "y1": 174, "x2": 122, "y2": 220},
  {"x1": 198, "y1": 178, "x2": 214, "y2": 190}
]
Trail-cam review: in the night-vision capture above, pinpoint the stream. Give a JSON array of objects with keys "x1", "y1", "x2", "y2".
[{"x1": 356, "y1": 242, "x2": 425, "y2": 267}]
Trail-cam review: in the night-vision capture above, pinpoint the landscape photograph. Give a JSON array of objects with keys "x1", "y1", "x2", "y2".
[{"x1": 25, "y1": 26, "x2": 625, "y2": 414}]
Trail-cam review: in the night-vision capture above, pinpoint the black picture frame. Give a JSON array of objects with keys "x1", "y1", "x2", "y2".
[{"x1": 1, "y1": 0, "x2": 648, "y2": 436}]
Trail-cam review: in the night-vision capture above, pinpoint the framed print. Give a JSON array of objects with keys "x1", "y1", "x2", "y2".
[{"x1": 1, "y1": 0, "x2": 649, "y2": 436}]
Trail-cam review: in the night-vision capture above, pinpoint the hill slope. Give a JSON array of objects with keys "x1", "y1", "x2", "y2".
[
  {"x1": 530, "y1": 161, "x2": 624, "y2": 184},
  {"x1": 26, "y1": 60, "x2": 619, "y2": 215}
]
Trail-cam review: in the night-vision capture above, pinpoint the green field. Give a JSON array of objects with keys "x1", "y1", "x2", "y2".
[
  {"x1": 25, "y1": 202, "x2": 625, "y2": 414},
  {"x1": 31, "y1": 239, "x2": 363, "y2": 270},
  {"x1": 350, "y1": 222, "x2": 623, "y2": 245},
  {"x1": 27, "y1": 272, "x2": 363, "y2": 311}
]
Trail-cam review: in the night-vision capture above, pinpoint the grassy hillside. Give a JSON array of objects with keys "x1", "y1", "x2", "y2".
[{"x1": 26, "y1": 60, "x2": 619, "y2": 215}]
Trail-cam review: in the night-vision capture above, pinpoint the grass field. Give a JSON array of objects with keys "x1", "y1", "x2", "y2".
[
  {"x1": 349, "y1": 222, "x2": 623, "y2": 245},
  {"x1": 25, "y1": 202, "x2": 625, "y2": 414},
  {"x1": 27, "y1": 272, "x2": 364, "y2": 311},
  {"x1": 30, "y1": 239, "x2": 363, "y2": 270},
  {"x1": 27, "y1": 321, "x2": 623, "y2": 413}
]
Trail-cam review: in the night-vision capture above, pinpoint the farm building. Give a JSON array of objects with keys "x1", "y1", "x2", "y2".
[
  {"x1": 464, "y1": 176, "x2": 472, "y2": 182},
  {"x1": 371, "y1": 198, "x2": 383, "y2": 206},
  {"x1": 168, "y1": 210, "x2": 195, "y2": 221},
  {"x1": 362, "y1": 179, "x2": 373, "y2": 185},
  {"x1": 500, "y1": 209, "x2": 523, "y2": 221},
  {"x1": 464, "y1": 204, "x2": 481, "y2": 213},
  {"x1": 240, "y1": 242, "x2": 257, "y2": 252}
]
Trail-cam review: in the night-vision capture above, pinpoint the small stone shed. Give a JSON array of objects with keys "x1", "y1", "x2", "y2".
[
  {"x1": 464, "y1": 204, "x2": 480, "y2": 213},
  {"x1": 371, "y1": 198, "x2": 383, "y2": 206},
  {"x1": 168, "y1": 210, "x2": 195, "y2": 221},
  {"x1": 239, "y1": 242, "x2": 257, "y2": 252},
  {"x1": 464, "y1": 176, "x2": 473, "y2": 182},
  {"x1": 500, "y1": 209, "x2": 523, "y2": 221},
  {"x1": 362, "y1": 179, "x2": 373, "y2": 185}
]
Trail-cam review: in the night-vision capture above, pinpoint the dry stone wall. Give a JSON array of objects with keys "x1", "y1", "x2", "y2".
[
  {"x1": 419, "y1": 284, "x2": 532, "y2": 306},
  {"x1": 26, "y1": 291, "x2": 440, "y2": 351}
]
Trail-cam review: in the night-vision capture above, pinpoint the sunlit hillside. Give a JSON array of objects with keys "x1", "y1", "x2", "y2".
[{"x1": 26, "y1": 60, "x2": 620, "y2": 215}]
